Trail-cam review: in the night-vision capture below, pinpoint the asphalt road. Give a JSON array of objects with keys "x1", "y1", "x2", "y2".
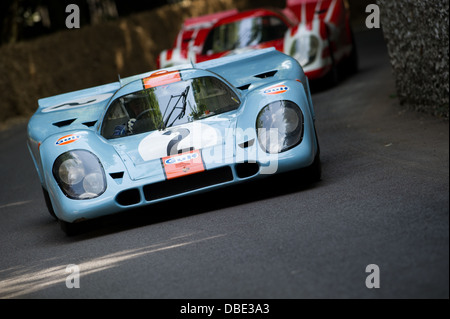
[{"x1": 0, "y1": 29, "x2": 448, "y2": 300}]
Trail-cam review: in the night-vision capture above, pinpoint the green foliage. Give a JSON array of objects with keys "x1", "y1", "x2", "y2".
[{"x1": 144, "y1": 88, "x2": 163, "y2": 129}]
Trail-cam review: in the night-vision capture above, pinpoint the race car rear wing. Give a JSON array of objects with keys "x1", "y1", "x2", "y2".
[{"x1": 37, "y1": 81, "x2": 120, "y2": 112}]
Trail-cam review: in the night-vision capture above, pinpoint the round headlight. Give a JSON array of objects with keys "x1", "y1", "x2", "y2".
[
  {"x1": 256, "y1": 100, "x2": 304, "y2": 153},
  {"x1": 53, "y1": 150, "x2": 106, "y2": 200},
  {"x1": 82, "y1": 172, "x2": 105, "y2": 195},
  {"x1": 256, "y1": 128, "x2": 285, "y2": 154},
  {"x1": 273, "y1": 106, "x2": 300, "y2": 134},
  {"x1": 58, "y1": 158, "x2": 85, "y2": 185}
]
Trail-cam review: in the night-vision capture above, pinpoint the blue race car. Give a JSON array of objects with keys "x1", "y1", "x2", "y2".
[{"x1": 27, "y1": 48, "x2": 321, "y2": 234}]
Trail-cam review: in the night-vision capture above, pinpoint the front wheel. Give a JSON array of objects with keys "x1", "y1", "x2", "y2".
[
  {"x1": 59, "y1": 220, "x2": 82, "y2": 236},
  {"x1": 307, "y1": 126, "x2": 322, "y2": 182},
  {"x1": 42, "y1": 187, "x2": 57, "y2": 220},
  {"x1": 305, "y1": 150, "x2": 322, "y2": 183},
  {"x1": 295, "y1": 128, "x2": 321, "y2": 184}
]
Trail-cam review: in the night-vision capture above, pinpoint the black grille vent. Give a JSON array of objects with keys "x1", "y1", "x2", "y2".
[
  {"x1": 254, "y1": 70, "x2": 277, "y2": 79},
  {"x1": 82, "y1": 120, "x2": 97, "y2": 127},
  {"x1": 237, "y1": 84, "x2": 251, "y2": 91},
  {"x1": 143, "y1": 166, "x2": 233, "y2": 201},
  {"x1": 53, "y1": 118, "x2": 76, "y2": 127},
  {"x1": 238, "y1": 139, "x2": 255, "y2": 149},
  {"x1": 116, "y1": 188, "x2": 141, "y2": 206},
  {"x1": 235, "y1": 163, "x2": 259, "y2": 179},
  {"x1": 110, "y1": 172, "x2": 124, "y2": 179}
]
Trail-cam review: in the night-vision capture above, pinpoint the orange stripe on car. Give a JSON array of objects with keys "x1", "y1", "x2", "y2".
[{"x1": 142, "y1": 70, "x2": 181, "y2": 89}]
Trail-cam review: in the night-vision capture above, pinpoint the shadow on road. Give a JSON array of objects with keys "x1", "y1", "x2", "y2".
[{"x1": 62, "y1": 168, "x2": 323, "y2": 239}]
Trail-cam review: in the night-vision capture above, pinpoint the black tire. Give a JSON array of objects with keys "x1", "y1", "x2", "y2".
[
  {"x1": 306, "y1": 125, "x2": 322, "y2": 183},
  {"x1": 295, "y1": 127, "x2": 321, "y2": 184},
  {"x1": 59, "y1": 220, "x2": 81, "y2": 236},
  {"x1": 42, "y1": 187, "x2": 57, "y2": 220},
  {"x1": 306, "y1": 149, "x2": 322, "y2": 183},
  {"x1": 292, "y1": 149, "x2": 321, "y2": 185}
]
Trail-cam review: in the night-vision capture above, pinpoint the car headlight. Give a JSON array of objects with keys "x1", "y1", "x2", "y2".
[
  {"x1": 256, "y1": 100, "x2": 304, "y2": 154},
  {"x1": 53, "y1": 150, "x2": 106, "y2": 200},
  {"x1": 290, "y1": 35, "x2": 319, "y2": 67}
]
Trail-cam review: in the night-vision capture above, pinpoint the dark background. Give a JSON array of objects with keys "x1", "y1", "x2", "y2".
[
  {"x1": 0, "y1": 0, "x2": 171, "y2": 45},
  {"x1": 0, "y1": 0, "x2": 447, "y2": 125},
  {"x1": 0, "y1": 0, "x2": 373, "y2": 45}
]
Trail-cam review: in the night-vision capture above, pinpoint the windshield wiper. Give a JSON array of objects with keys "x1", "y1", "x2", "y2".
[{"x1": 160, "y1": 86, "x2": 190, "y2": 130}]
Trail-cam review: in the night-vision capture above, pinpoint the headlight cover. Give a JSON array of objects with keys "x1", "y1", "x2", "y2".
[
  {"x1": 53, "y1": 150, "x2": 106, "y2": 200},
  {"x1": 256, "y1": 100, "x2": 304, "y2": 154},
  {"x1": 290, "y1": 35, "x2": 319, "y2": 67}
]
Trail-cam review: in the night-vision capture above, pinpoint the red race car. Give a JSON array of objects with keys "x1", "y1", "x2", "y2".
[{"x1": 158, "y1": 0, "x2": 357, "y2": 84}]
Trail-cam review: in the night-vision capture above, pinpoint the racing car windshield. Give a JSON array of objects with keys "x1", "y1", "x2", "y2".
[
  {"x1": 202, "y1": 16, "x2": 287, "y2": 55},
  {"x1": 101, "y1": 76, "x2": 240, "y2": 139}
]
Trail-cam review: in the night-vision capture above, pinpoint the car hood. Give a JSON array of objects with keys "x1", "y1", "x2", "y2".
[{"x1": 111, "y1": 115, "x2": 237, "y2": 181}]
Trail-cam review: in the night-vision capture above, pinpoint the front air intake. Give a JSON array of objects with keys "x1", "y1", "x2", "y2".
[
  {"x1": 143, "y1": 166, "x2": 233, "y2": 201},
  {"x1": 235, "y1": 162, "x2": 259, "y2": 179}
]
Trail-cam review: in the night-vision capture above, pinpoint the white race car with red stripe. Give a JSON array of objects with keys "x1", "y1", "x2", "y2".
[{"x1": 158, "y1": 0, "x2": 357, "y2": 84}]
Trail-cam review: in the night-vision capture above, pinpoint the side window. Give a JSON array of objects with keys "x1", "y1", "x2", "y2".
[
  {"x1": 101, "y1": 99, "x2": 129, "y2": 139},
  {"x1": 202, "y1": 29, "x2": 214, "y2": 55},
  {"x1": 101, "y1": 89, "x2": 163, "y2": 139}
]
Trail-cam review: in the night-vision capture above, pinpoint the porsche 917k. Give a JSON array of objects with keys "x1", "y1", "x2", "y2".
[{"x1": 27, "y1": 48, "x2": 321, "y2": 234}]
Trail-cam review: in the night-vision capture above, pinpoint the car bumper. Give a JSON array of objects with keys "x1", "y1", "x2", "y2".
[{"x1": 49, "y1": 127, "x2": 318, "y2": 223}]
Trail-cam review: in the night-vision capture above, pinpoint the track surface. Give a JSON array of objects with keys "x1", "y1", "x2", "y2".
[{"x1": 0, "y1": 30, "x2": 448, "y2": 299}]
